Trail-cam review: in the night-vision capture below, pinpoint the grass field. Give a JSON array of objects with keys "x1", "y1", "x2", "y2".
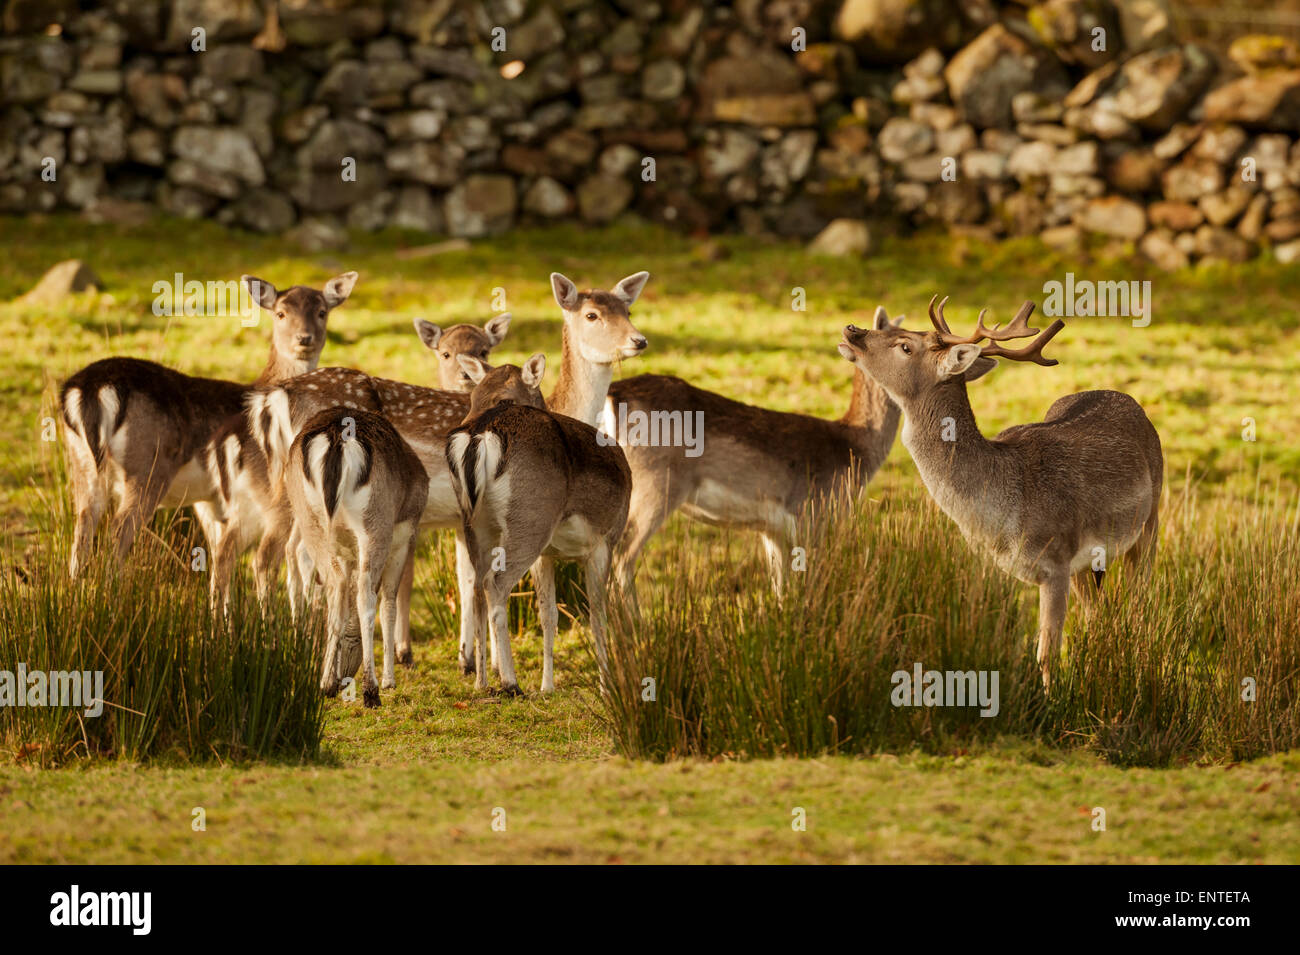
[{"x1": 1, "y1": 215, "x2": 1298, "y2": 863}]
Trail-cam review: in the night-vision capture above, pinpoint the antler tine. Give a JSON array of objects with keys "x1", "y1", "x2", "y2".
[
  {"x1": 930, "y1": 294, "x2": 964, "y2": 336},
  {"x1": 979, "y1": 318, "x2": 1066, "y2": 366},
  {"x1": 975, "y1": 300, "x2": 1040, "y2": 342}
]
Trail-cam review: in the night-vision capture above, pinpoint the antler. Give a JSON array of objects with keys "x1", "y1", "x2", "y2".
[
  {"x1": 978, "y1": 319, "x2": 1065, "y2": 366},
  {"x1": 927, "y1": 297, "x2": 1063, "y2": 365}
]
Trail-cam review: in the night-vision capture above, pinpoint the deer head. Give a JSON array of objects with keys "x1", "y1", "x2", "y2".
[
  {"x1": 459, "y1": 353, "x2": 547, "y2": 421},
  {"x1": 838, "y1": 296, "x2": 1063, "y2": 406},
  {"x1": 243, "y1": 271, "x2": 358, "y2": 371},
  {"x1": 550, "y1": 271, "x2": 649, "y2": 364},
  {"x1": 414, "y1": 314, "x2": 512, "y2": 392}
]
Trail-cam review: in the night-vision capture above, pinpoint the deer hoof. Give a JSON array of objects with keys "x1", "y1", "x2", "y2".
[
  {"x1": 398, "y1": 648, "x2": 414, "y2": 667},
  {"x1": 363, "y1": 686, "x2": 381, "y2": 708},
  {"x1": 498, "y1": 684, "x2": 524, "y2": 699},
  {"x1": 321, "y1": 680, "x2": 340, "y2": 698}
]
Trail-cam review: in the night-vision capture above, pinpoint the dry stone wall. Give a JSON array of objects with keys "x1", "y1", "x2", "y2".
[{"x1": 3, "y1": 0, "x2": 1300, "y2": 266}]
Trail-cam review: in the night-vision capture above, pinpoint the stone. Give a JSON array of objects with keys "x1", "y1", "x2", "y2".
[
  {"x1": 167, "y1": 158, "x2": 241, "y2": 199},
  {"x1": 523, "y1": 177, "x2": 574, "y2": 218},
  {"x1": 1027, "y1": 0, "x2": 1122, "y2": 69},
  {"x1": 1198, "y1": 188, "x2": 1253, "y2": 227},
  {"x1": 125, "y1": 72, "x2": 187, "y2": 126},
  {"x1": 1074, "y1": 195, "x2": 1146, "y2": 239},
  {"x1": 935, "y1": 123, "x2": 977, "y2": 156},
  {"x1": 1152, "y1": 122, "x2": 1201, "y2": 160},
  {"x1": 1245, "y1": 134, "x2": 1291, "y2": 190},
  {"x1": 1056, "y1": 140, "x2": 1100, "y2": 175},
  {"x1": 1162, "y1": 156, "x2": 1223, "y2": 202},
  {"x1": 390, "y1": 186, "x2": 442, "y2": 233},
  {"x1": 345, "y1": 191, "x2": 394, "y2": 231},
  {"x1": 1274, "y1": 238, "x2": 1300, "y2": 264},
  {"x1": 81, "y1": 198, "x2": 153, "y2": 226},
  {"x1": 701, "y1": 129, "x2": 761, "y2": 179},
  {"x1": 1113, "y1": 44, "x2": 1215, "y2": 131},
  {"x1": 1194, "y1": 224, "x2": 1252, "y2": 263},
  {"x1": 1041, "y1": 224, "x2": 1084, "y2": 250},
  {"x1": 1012, "y1": 92, "x2": 1065, "y2": 124},
  {"x1": 511, "y1": 6, "x2": 565, "y2": 59},
  {"x1": 172, "y1": 125, "x2": 264, "y2": 186},
  {"x1": 877, "y1": 118, "x2": 934, "y2": 162},
  {"x1": 944, "y1": 24, "x2": 1070, "y2": 129},
  {"x1": 1227, "y1": 34, "x2": 1300, "y2": 74},
  {"x1": 1008, "y1": 141, "x2": 1058, "y2": 179},
  {"x1": 577, "y1": 175, "x2": 634, "y2": 223},
  {"x1": 165, "y1": 0, "x2": 261, "y2": 45},
  {"x1": 384, "y1": 110, "x2": 444, "y2": 141},
  {"x1": 385, "y1": 142, "x2": 463, "y2": 187},
  {"x1": 69, "y1": 70, "x2": 123, "y2": 95},
  {"x1": 1237, "y1": 193, "x2": 1270, "y2": 241},
  {"x1": 228, "y1": 188, "x2": 296, "y2": 233},
  {"x1": 445, "y1": 174, "x2": 517, "y2": 237},
  {"x1": 962, "y1": 150, "x2": 1009, "y2": 180},
  {"x1": 1202, "y1": 71, "x2": 1300, "y2": 131},
  {"x1": 1019, "y1": 123, "x2": 1079, "y2": 146},
  {"x1": 1105, "y1": 149, "x2": 1166, "y2": 192},
  {"x1": 1148, "y1": 200, "x2": 1202, "y2": 231},
  {"x1": 927, "y1": 180, "x2": 988, "y2": 223},
  {"x1": 286, "y1": 216, "x2": 348, "y2": 252},
  {"x1": 1266, "y1": 218, "x2": 1300, "y2": 242},
  {"x1": 1139, "y1": 228, "x2": 1188, "y2": 270},
  {"x1": 1113, "y1": 0, "x2": 1175, "y2": 52},
  {"x1": 835, "y1": 0, "x2": 965, "y2": 62},
  {"x1": 710, "y1": 94, "x2": 816, "y2": 127},
  {"x1": 642, "y1": 60, "x2": 685, "y2": 101},
  {"x1": 18, "y1": 259, "x2": 100, "y2": 304},
  {"x1": 808, "y1": 218, "x2": 875, "y2": 256}
]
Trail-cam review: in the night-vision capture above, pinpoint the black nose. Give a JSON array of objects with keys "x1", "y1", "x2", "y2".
[
  {"x1": 632, "y1": 336, "x2": 648, "y2": 350},
  {"x1": 845, "y1": 325, "x2": 862, "y2": 335},
  {"x1": 297, "y1": 335, "x2": 314, "y2": 346}
]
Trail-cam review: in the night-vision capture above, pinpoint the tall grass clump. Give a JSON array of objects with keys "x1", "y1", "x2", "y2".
[
  {"x1": 597, "y1": 491, "x2": 1300, "y2": 766},
  {"x1": 0, "y1": 501, "x2": 325, "y2": 766}
]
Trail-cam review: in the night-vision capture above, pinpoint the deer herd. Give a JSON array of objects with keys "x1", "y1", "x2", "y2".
[{"x1": 58, "y1": 268, "x2": 1162, "y2": 703}]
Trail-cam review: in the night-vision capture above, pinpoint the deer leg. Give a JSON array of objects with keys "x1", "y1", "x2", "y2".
[
  {"x1": 321, "y1": 570, "x2": 348, "y2": 697},
  {"x1": 379, "y1": 524, "x2": 414, "y2": 690},
  {"x1": 66, "y1": 444, "x2": 108, "y2": 578},
  {"x1": 356, "y1": 553, "x2": 384, "y2": 708},
  {"x1": 1036, "y1": 573, "x2": 1071, "y2": 691},
  {"x1": 760, "y1": 511, "x2": 797, "y2": 598},
  {"x1": 252, "y1": 517, "x2": 286, "y2": 609},
  {"x1": 110, "y1": 469, "x2": 171, "y2": 563},
  {"x1": 585, "y1": 542, "x2": 613, "y2": 695},
  {"x1": 394, "y1": 548, "x2": 415, "y2": 666},
  {"x1": 455, "y1": 531, "x2": 479, "y2": 675},
  {"x1": 210, "y1": 518, "x2": 241, "y2": 617},
  {"x1": 530, "y1": 556, "x2": 558, "y2": 694},
  {"x1": 614, "y1": 473, "x2": 677, "y2": 611}
]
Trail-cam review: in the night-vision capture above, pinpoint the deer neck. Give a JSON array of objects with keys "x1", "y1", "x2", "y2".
[
  {"x1": 253, "y1": 344, "x2": 317, "y2": 388},
  {"x1": 839, "y1": 366, "x2": 901, "y2": 475},
  {"x1": 547, "y1": 323, "x2": 613, "y2": 426},
  {"x1": 898, "y1": 382, "x2": 1015, "y2": 543}
]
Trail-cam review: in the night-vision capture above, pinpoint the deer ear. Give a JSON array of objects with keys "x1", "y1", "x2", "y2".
[
  {"x1": 892, "y1": 314, "x2": 905, "y2": 329},
  {"x1": 612, "y1": 270, "x2": 650, "y2": 306},
  {"x1": 323, "y1": 271, "x2": 358, "y2": 309},
  {"x1": 938, "y1": 344, "x2": 986, "y2": 381},
  {"x1": 521, "y1": 352, "x2": 546, "y2": 388},
  {"x1": 964, "y1": 356, "x2": 998, "y2": 381},
  {"x1": 243, "y1": 275, "x2": 278, "y2": 310},
  {"x1": 871, "y1": 306, "x2": 894, "y2": 331},
  {"x1": 457, "y1": 354, "x2": 489, "y2": 385},
  {"x1": 414, "y1": 318, "x2": 442, "y2": 350},
  {"x1": 483, "y1": 312, "x2": 511, "y2": 345},
  {"x1": 551, "y1": 272, "x2": 579, "y2": 310}
]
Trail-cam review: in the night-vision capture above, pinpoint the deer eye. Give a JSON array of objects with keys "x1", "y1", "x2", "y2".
[
  {"x1": 276, "y1": 311, "x2": 286, "y2": 320},
  {"x1": 317, "y1": 309, "x2": 326, "y2": 318},
  {"x1": 479, "y1": 350, "x2": 488, "y2": 358},
  {"x1": 899, "y1": 342, "x2": 911, "y2": 355},
  {"x1": 442, "y1": 352, "x2": 450, "y2": 359},
  {"x1": 585, "y1": 311, "x2": 599, "y2": 321}
]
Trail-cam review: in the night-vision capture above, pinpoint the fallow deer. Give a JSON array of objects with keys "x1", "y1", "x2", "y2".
[
  {"x1": 447, "y1": 355, "x2": 632, "y2": 694},
  {"x1": 59, "y1": 271, "x2": 357, "y2": 578},
  {"x1": 249, "y1": 271, "x2": 649, "y2": 678},
  {"x1": 838, "y1": 296, "x2": 1163, "y2": 688},
  {"x1": 607, "y1": 306, "x2": 902, "y2": 600},
  {"x1": 206, "y1": 314, "x2": 512, "y2": 614},
  {"x1": 283, "y1": 408, "x2": 429, "y2": 707}
]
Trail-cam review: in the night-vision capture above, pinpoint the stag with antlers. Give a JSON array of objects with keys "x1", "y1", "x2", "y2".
[{"x1": 837, "y1": 295, "x2": 1163, "y2": 688}]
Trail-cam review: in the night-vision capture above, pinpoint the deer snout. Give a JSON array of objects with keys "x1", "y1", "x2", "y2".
[
  {"x1": 296, "y1": 334, "x2": 315, "y2": 347},
  {"x1": 630, "y1": 335, "x2": 648, "y2": 351}
]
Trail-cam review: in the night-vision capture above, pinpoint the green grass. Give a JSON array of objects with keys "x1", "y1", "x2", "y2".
[{"x1": 1, "y1": 214, "x2": 1298, "y2": 862}]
